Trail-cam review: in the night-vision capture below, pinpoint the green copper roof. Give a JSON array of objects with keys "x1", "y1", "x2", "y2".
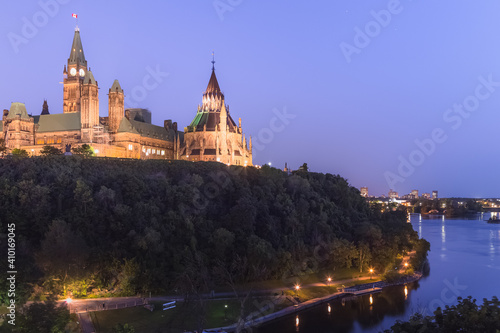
[
  {"x1": 36, "y1": 112, "x2": 81, "y2": 132},
  {"x1": 117, "y1": 117, "x2": 175, "y2": 141},
  {"x1": 7, "y1": 102, "x2": 30, "y2": 119},
  {"x1": 68, "y1": 29, "x2": 87, "y2": 66},
  {"x1": 110, "y1": 79, "x2": 123, "y2": 93},
  {"x1": 189, "y1": 111, "x2": 205, "y2": 128},
  {"x1": 83, "y1": 70, "x2": 97, "y2": 85},
  {"x1": 117, "y1": 117, "x2": 140, "y2": 134},
  {"x1": 129, "y1": 119, "x2": 174, "y2": 140}
]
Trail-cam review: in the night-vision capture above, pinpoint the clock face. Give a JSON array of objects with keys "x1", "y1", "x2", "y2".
[
  {"x1": 70, "y1": 68, "x2": 77, "y2": 76},
  {"x1": 79, "y1": 69, "x2": 85, "y2": 77}
]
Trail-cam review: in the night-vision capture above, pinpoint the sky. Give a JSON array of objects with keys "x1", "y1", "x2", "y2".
[{"x1": 2, "y1": 0, "x2": 500, "y2": 198}]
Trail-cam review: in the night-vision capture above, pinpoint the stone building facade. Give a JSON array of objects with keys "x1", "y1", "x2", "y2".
[
  {"x1": 1, "y1": 26, "x2": 252, "y2": 165},
  {"x1": 179, "y1": 64, "x2": 253, "y2": 166}
]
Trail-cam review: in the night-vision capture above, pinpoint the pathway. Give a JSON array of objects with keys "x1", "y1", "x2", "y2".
[{"x1": 78, "y1": 312, "x2": 96, "y2": 333}]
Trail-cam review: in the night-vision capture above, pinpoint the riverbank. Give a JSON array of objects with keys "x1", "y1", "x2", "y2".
[{"x1": 203, "y1": 272, "x2": 423, "y2": 333}]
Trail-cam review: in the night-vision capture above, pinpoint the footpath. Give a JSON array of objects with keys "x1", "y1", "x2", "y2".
[
  {"x1": 61, "y1": 273, "x2": 420, "y2": 333},
  {"x1": 203, "y1": 272, "x2": 422, "y2": 333}
]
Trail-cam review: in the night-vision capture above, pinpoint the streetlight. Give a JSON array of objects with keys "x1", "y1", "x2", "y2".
[
  {"x1": 404, "y1": 262, "x2": 409, "y2": 268},
  {"x1": 369, "y1": 268, "x2": 374, "y2": 279},
  {"x1": 327, "y1": 277, "x2": 332, "y2": 286},
  {"x1": 224, "y1": 304, "x2": 228, "y2": 320},
  {"x1": 65, "y1": 298, "x2": 72, "y2": 313},
  {"x1": 294, "y1": 284, "x2": 300, "y2": 296}
]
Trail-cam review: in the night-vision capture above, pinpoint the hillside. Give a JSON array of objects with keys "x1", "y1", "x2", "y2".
[{"x1": 0, "y1": 157, "x2": 425, "y2": 301}]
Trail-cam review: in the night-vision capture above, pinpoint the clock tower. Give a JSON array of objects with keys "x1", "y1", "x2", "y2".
[{"x1": 63, "y1": 27, "x2": 88, "y2": 113}]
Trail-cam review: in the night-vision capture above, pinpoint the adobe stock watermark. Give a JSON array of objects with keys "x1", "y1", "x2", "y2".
[
  {"x1": 124, "y1": 65, "x2": 169, "y2": 109},
  {"x1": 213, "y1": 0, "x2": 244, "y2": 21},
  {"x1": 252, "y1": 107, "x2": 296, "y2": 157},
  {"x1": 385, "y1": 74, "x2": 500, "y2": 190},
  {"x1": 7, "y1": 0, "x2": 72, "y2": 54},
  {"x1": 412, "y1": 277, "x2": 468, "y2": 317},
  {"x1": 339, "y1": 0, "x2": 413, "y2": 64}
]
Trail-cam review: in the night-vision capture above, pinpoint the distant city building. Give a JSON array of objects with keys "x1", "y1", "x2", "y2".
[
  {"x1": 432, "y1": 190, "x2": 438, "y2": 199},
  {"x1": 283, "y1": 162, "x2": 292, "y2": 175},
  {"x1": 411, "y1": 190, "x2": 419, "y2": 198},
  {"x1": 422, "y1": 193, "x2": 431, "y2": 199},
  {"x1": 360, "y1": 187, "x2": 368, "y2": 197},
  {"x1": 388, "y1": 189, "x2": 399, "y2": 199}
]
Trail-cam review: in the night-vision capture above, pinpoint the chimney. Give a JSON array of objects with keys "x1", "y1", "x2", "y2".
[{"x1": 164, "y1": 119, "x2": 172, "y2": 130}]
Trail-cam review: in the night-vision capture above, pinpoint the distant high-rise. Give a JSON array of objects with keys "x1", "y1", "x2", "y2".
[
  {"x1": 389, "y1": 189, "x2": 399, "y2": 199},
  {"x1": 422, "y1": 193, "x2": 431, "y2": 199},
  {"x1": 411, "y1": 190, "x2": 419, "y2": 199},
  {"x1": 432, "y1": 190, "x2": 438, "y2": 199},
  {"x1": 360, "y1": 187, "x2": 368, "y2": 197}
]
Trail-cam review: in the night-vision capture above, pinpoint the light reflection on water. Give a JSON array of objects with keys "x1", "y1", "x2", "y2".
[{"x1": 257, "y1": 215, "x2": 500, "y2": 333}]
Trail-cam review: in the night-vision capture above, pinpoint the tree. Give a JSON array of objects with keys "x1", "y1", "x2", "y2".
[
  {"x1": 385, "y1": 296, "x2": 500, "y2": 333},
  {"x1": 299, "y1": 163, "x2": 308, "y2": 172},
  {"x1": 113, "y1": 323, "x2": 135, "y2": 333},
  {"x1": 40, "y1": 145, "x2": 63, "y2": 156},
  {"x1": 5, "y1": 298, "x2": 71, "y2": 333},
  {"x1": 0, "y1": 138, "x2": 6, "y2": 157},
  {"x1": 36, "y1": 220, "x2": 89, "y2": 290},
  {"x1": 11, "y1": 148, "x2": 28, "y2": 157},
  {"x1": 71, "y1": 144, "x2": 94, "y2": 157}
]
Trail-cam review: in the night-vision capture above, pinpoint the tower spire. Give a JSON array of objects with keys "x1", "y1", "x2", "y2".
[{"x1": 211, "y1": 51, "x2": 215, "y2": 71}]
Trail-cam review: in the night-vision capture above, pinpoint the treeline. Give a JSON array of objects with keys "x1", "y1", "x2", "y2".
[
  {"x1": 385, "y1": 296, "x2": 500, "y2": 332},
  {"x1": 0, "y1": 157, "x2": 426, "y2": 301},
  {"x1": 413, "y1": 198, "x2": 483, "y2": 217}
]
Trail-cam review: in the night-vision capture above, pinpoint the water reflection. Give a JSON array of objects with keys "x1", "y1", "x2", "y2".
[
  {"x1": 258, "y1": 283, "x2": 420, "y2": 333},
  {"x1": 258, "y1": 216, "x2": 500, "y2": 333},
  {"x1": 491, "y1": 230, "x2": 496, "y2": 260},
  {"x1": 441, "y1": 219, "x2": 446, "y2": 252}
]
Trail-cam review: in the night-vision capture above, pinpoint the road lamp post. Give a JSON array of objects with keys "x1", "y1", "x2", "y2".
[
  {"x1": 294, "y1": 285, "x2": 300, "y2": 297},
  {"x1": 65, "y1": 298, "x2": 72, "y2": 313},
  {"x1": 369, "y1": 268, "x2": 374, "y2": 280}
]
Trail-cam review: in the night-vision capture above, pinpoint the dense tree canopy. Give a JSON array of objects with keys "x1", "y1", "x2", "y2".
[
  {"x1": 0, "y1": 157, "x2": 425, "y2": 300},
  {"x1": 385, "y1": 296, "x2": 500, "y2": 333}
]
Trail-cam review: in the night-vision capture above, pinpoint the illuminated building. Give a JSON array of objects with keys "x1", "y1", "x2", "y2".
[{"x1": 1, "y1": 26, "x2": 251, "y2": 165}]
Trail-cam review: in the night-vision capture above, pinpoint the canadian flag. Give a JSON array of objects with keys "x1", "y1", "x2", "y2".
[{"x1": 72, "y1": 13, "x2": 78, "y2": 18}]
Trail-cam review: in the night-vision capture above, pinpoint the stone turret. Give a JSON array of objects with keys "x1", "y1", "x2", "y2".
[{"x1": 108, "y1": 80, "x2": 124, "y2": 133}]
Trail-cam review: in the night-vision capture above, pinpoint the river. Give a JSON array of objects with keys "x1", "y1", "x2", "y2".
[{"x1": 256, "y1": 214, "x2": 500, "y2": 332}]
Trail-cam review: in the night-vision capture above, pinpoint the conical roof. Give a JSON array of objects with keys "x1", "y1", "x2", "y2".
[
  {"x1": 68, "y1": 29, "x2": 87, "y2": 66},
  {"x1": 83, "y1": 70, "x2": 96, "y2": 85},
  {"x1": 205, "y1": 69, "x2": 221, "y2": 94},
  {"x1": 110, "y1": 79, "x2": 123, "y2": 93}
]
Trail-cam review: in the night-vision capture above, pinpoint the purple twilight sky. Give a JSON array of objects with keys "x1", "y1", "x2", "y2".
[{"x1": 2, "y1": 0, "x2": 500, "y2": 198}]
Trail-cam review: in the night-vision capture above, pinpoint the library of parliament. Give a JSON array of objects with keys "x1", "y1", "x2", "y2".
[{"x1": 1, "y1": 27, "x2": 253, "y2": 166}]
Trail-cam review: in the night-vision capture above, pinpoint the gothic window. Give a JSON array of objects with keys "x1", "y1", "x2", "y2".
[{"x1": 128, "y1": 144, "x2": 133, "y2": 151}]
